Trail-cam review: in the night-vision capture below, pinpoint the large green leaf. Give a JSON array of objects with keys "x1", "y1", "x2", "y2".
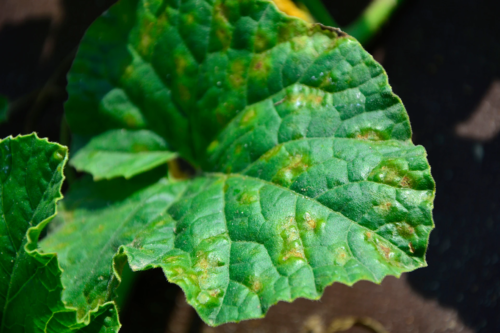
[
  {"x1": 0, "y1": 134, "x2": 118, "y2": 333},
  {"x1": 43, "y1": 155, "x2": 433, "y2": 326},
  {"x1": 70, "y1": 129, "x2": 177, "y2": 180},
  {"x1": 67, "y1": 0, "x2": 399, "y2": 165},
  {"x1": 52, "y1": 0, "x2": 436, "y2": 327}
]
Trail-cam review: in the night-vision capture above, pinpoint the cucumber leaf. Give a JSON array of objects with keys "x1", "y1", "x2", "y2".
[
  {"x1": 53, "y1": 0, "x2": 436, "y2": 327},
  {"x1": 70, "y1": 129, "x2": 177, "y2": 180},
  {"x1": 0, "y1": 134, "x2": 118, "y2": 333},
  {"x1": 44, "y1": 158, "x2": 433, "y2": 326},
  {"x1": 43, "y1": 141, "x2": 434, "y2": 326}
]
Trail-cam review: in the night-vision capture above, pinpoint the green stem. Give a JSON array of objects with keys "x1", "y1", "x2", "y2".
[
  {"x1": 344, "y1": 0, "x2": 405, "y2": 44},
  {"x1": 297, "y1": 0, "x2": 339, "y2": 27}
]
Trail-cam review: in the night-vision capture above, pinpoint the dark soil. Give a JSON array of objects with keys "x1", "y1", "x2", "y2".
[{"x1": 1, "y1": 0, "x2": 499, "y2": 332}]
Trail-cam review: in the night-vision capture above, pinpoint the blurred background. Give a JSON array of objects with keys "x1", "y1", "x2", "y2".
[{"x1": 1, "y1": 0, "x2": 499, "y2": 332}]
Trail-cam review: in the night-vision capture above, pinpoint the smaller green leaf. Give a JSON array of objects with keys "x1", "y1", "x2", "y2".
[
  {"x1": 0, "y1": 134, "x2": 119, "y2": 333},
  {"x1": 0, "y1": 95, "x2": 9, "y2": 124},
  {"x1": 71, "y1": 129, "x2": 178, "y2": 180}
]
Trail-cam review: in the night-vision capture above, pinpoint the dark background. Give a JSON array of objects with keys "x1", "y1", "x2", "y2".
[{"x1": 1, "y1": 0, "x2": 499, "y2": 332}]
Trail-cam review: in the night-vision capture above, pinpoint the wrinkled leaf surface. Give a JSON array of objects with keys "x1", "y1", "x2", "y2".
[
  {"x1": 51, "y1": 0, "x2": 436, "y2": 327},
  {"x1": 0, "y1": 134, "x2": 118, "y2": 333}
]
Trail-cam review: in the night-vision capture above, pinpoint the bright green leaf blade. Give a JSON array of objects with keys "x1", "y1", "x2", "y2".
[
  {"x1": 0, "y1": 95, "x2": 8, "y2": 124},
  {"x1": 71, "y1": 129, "x2": 178, "y2": 180},
  {"x1": 122, "y1": 173, "x2": 433, "y2": 325},
  {"x1": 0, "y1": 134, "x2": 119, "y2": 333},
  {"x1": 42, "y1": 167, "x2": 432, "y2": 326}
]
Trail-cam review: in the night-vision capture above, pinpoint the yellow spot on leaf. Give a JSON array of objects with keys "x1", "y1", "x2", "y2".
[
  {"x1": 197, "y1": 291, "x2": 210, "y2": 304},
  {"x1": 262, "y1": 145, "x2": 283, "y2": 161},
  {"x1": 379, "y1": 202, "x2": 392, "y2": 212},
  {"x1": 304, "y1": 212, "x2": 316, "y2": 229},
  {"x1": 282, "y1": 248, "x2": 305, "y2": 261},
  {"x1": 228, "y1": 59, "x2": 246, "y2": 88},
  {"x1": 334, "y1": 247, "x2": 349, "y2": 266},
  {"x1": 185, "y1": 14, "x2": 195, "y2": 25},
  {"x1": 207, "y1": 139, "x2": 220, "y2": 153},
  {"x1": 241, "y1": 109, "x2": 256, "y2": 124},
  {"x1": 251, "y1": 279, "x2": 262, "y2": 293},
  {"x1": 175, "y1": 55, "x2": 187, "y2": 75},
  {"x1": 209, "y1": 289, "x2": 221, "y2": 298},
  {"x1": 273, "y1": 154, "x2": 310, "y2": 187},
  {"x1": 239, "y1": 192, "x2": 258, "y2": 205}
]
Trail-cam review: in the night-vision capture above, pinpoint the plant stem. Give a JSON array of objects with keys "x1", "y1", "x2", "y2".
[
  {"x1": 344, "y1": 0, "x2": 405, "y2": 44},
  {"x1": 297, "y1": 0, "x2": 339, "y2": 27}
]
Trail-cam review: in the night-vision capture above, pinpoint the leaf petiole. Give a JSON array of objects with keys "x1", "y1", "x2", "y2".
[{"x1": 344, "y1": 0, "x2": 405, "y2": 44}]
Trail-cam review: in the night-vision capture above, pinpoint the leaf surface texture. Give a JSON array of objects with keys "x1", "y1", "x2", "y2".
[
  {"x1": 45, "y1": 0, "x2": 437, "y2": 327},
  {"x1": 0, "y1": 134, "x2": 118, "y2": 333},
  {"x1": 71, "y1": 129, "x2": 177, "y2": 180}
]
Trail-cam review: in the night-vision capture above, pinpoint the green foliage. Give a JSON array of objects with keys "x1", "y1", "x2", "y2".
[
  {"x1": 0, "y1": 134, "x2": 118, "y2": 333},
  {"x1": 70, "y1": 129, "x2": 177, "y2": 180},
  {"x1": 1, "y1": 0, "x2": 435, "y2": 331}
]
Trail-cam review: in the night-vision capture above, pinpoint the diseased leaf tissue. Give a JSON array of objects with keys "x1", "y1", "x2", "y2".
[{"x1": 0, "y1": 0, "x2": 435, "y2": 331}]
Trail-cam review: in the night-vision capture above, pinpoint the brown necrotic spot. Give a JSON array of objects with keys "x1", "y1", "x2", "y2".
[
  {"x1": 378, "y1": 244, "x2": 392, "y2": 260},
  {"x1": 355, "y1": 129, "x2": 385, "y2": 141},
  {"x1": 304, "y1": 212, "x2": 316, "y2": 229},
  {"x1": 400, "y1": 176, "x2": 412, "y2": 188},
  {"x1": 368, "y1": 159, "x2": 413, "y2": 188},
  {"x1": 395, "y1": 222, "x2": 415, "y2": 238},
  {"x1": 282, "y1": 248, "x2": 305, "y2": 261},
  {"x1": 250, "y1": 278, "x2": 262, "y2": 293},
  {"x1": 379, "y1": 202, "x2": 392, "y2": 211}
]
